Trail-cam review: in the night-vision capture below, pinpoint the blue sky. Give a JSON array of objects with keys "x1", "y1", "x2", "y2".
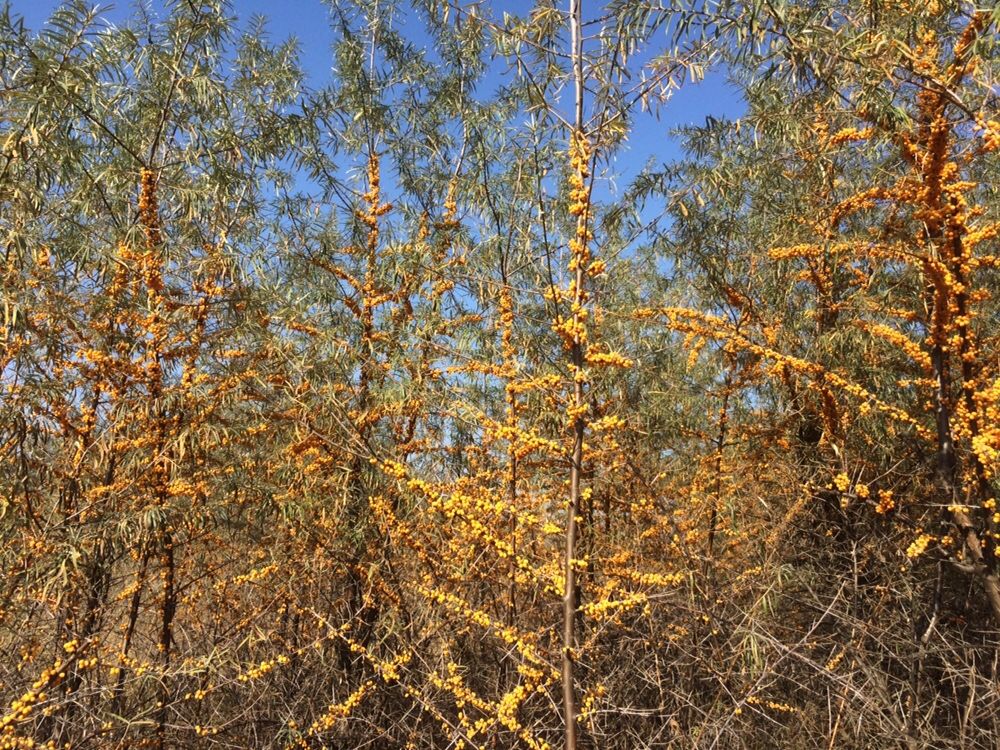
[
  {"x1": 11, "y1": 1, "x2": 339, "y2": 86},
  {"x1": 9, "y1": 1, "x2": 744, "y2": 195}
]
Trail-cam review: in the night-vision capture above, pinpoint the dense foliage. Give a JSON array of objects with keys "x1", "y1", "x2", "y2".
[{"x1": 1, "y1": 1, "x2": 998, "y2": 748}]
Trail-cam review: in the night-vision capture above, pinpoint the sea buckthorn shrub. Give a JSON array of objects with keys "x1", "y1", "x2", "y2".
[{"x1": 1, "y1": 1, "x2": 999, "y2": 749}]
